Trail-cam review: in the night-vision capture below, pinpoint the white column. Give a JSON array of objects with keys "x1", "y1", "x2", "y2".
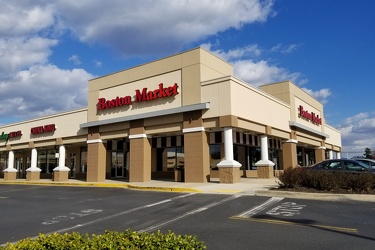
[
  {"x1": 328, "y1": 150, "x2": 333, "y2": 160},
  {"x1": 255, "y1": 134, "x2": 275, "y2": 167},
  {"x1": 337, "y1": 152, "x2": 341, "y2": 159},
  {"x1": 31, "y1": 148, "x2": 38, "y2": 168},
  {"x1": 260, "y1": 135, "x2": 268, "y2": 161},
  {"x1": 26, "y1": 148, "x2": 41, "y2": 172},
  {"x1": 8, "y1": 150, "x2": 15, "y2": 169},
  {"x1": 4, "y1": 150, "x2": 17, "y2": 173},
  {"x1": 217, "y1": 127, "x2": 241, "y2": 168},
  {"x1": 224, "y1": 127, "x2": 234, "y2": 161},
  {"x1": 53, "y1": 145, "x2": 70, "y2": 172}
]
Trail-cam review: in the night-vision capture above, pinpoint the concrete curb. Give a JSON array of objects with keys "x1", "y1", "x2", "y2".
[
  {"x1": 0, "y1": 180, "x2": 200, "y2": 193},
  {"x1": 255, "y1": 190, "x2": 375, "y2": 202}
]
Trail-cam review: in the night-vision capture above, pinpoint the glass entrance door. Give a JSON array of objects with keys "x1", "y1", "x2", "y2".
[
  {"x1": 15, "y1": 157, "x2": 24, "y2": 178},
  {"x1": 70, "y1": 154, "x2": 76, "y2": 178},
  {"x1": 111, "y1": 152, "x2": 124, "y2": 178}
]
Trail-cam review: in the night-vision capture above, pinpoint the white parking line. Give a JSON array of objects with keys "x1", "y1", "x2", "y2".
[
  {"x1": 44, "y1": 193, "x2": 196, "y2": 234},
  {"x1": 139, "y1": 194, "x2": 242, "y2": 233},
  {"x1": 235, "y1": 197, "x2": 284, "y2": 218}
]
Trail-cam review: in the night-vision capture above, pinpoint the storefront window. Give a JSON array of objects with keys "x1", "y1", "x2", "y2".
[
  {"x1": 209, "y1": 144, "x2": 221, "y2": 170},
  {"x1": 0, "y1": 153, "x2": 7, "y2": 171},
  {"x1": 38, "y1": 151, "x2": 47, "y2": 173},
  {"x1": 47, "y1": 150, "x2": 57, "y2": 173},
  {"x1": 249, "y1": 147, "x2": 261, "y2": 170},
  {"x1": 80, "y1": 148, "x2": 87, "y2": 173},
  {"x1": 297, "y1": 147, "x2": 315, "y2": 166},
  {"x1": 111, "y1": 151, "x2": 125, "y2": 177},
  {"x1": 37, "y1": 149, "x2": 57, "y2": 173}
]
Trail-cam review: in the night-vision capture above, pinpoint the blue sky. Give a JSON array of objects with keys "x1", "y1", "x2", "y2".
[{"x1": 0, "y1": 0, "x2": 374, "y2": 157}]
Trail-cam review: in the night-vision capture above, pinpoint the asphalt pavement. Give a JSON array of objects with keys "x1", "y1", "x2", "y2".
[{"x1": 1, "y1": 177, "x2": 375, "y2": 202}]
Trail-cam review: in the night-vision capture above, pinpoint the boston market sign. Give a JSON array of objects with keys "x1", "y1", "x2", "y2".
[
  {"x1": 97, "y1": 83, "x2": 179, "y2": 111},
  {"x1": 298, "y1": 105, "x2": 322, "y2": 125}
]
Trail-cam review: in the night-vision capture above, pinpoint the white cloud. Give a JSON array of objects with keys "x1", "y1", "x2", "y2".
[
  {"x1": 0, "y1": 1, "x2": 56, "y2": 37},
  {"x1": 0, "y1": 64, "x2": 93, "y2": 120},
  {"x1": 271, "y1": 43, "x2": 299, "y2": 54},
  {"x1": 203, "y1": 43, "x2": 262, "y2": 60},
  {"x1": 233, "y1": 59, "x2": 302, "y2": 86},
  {"x1": 302, "y1": 88, "x2": 331, "y2": 104},
  {"x1": 203, "y1": 43, "x2": 303, "y2": 87},
  {"x1": 93, "y1": 60, "x2": 102, "y2": 68},
  {"x1": 55, "y1": 0, "x2": 275, "y2": 55},
  {"x1": 0, "y1": 37, "x2": 58, "y2": 73},
  {"x1": 69, "y1": 54, "x2": 82, "y2": 65},
  {"x1": 337, "y1": 112, "x2": 375, "y2": 157}
]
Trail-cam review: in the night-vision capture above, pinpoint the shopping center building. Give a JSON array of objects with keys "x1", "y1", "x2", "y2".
[{"x1": 0, "y1": 48, "x2": 341, "y2": 183}]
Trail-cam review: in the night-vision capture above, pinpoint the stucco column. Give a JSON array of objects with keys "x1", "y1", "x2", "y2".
[
  {"x1": 315, "y1": 146, "x2": 326, "y2": 163},
  {"x1": 183, "y1": 127, "x2": 210, "y2": 183},
  {"x1": 53, "y1": 145, "x2": 70, "y2": 182},
  {"x1": 255, "y1": 134, "x2": 275, "y2": 178},
  {"x1": 328, "y1": 150, "x2": 333, "y2": 160},
  {"x1": 337, "y1": 152, "x2": 341, "y2": 159},
  {"x1": 282, "y1": 139, "x2": 298, "y2": 169},
  {"x1": 217, "y1": 127, "x2": 241, "y2": 183},
  {"x1": 26, "y1": 148, "x2": 41, "y2": 181},
  {"x1": 129, "y1": 134, "x2": 151, "y2": 182},
  {"x1": 86, "y1": 139, "x2": 106, "y2": 182},
  {"x1": 4, "y1": 150, "x2": 17, "y2": 180}
]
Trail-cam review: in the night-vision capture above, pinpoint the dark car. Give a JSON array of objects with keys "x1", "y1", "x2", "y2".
[
  {"x1": 311, "y1": 159, "x2": 374, "y2": 173},
  {"x1": 353, "y1": 158, "x2": 375, "y2": 169}
]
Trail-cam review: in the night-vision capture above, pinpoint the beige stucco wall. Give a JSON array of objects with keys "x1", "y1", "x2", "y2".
[
  {"x1": 96, "y1": 70, "x2": 182, "y2": 121},
  {"x1": 0, "y1": 108, "x2": 88, "y2": 151},
  {"x1": 87, "y1": 47, "x2": 233, "y2": 123},
  {"x1": 260, "y1": 80, "x2": 341, "y2": 150},
  {"x1": 324, "y1": 124, "x2": 342, "y2": 148},
  {"x1": 202, "y1": 76, "x2": 291, "y2": 133}
]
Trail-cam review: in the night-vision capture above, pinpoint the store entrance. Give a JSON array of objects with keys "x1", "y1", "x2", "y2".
[
  {"x1": 15, "y1": 157, "x2": 25, "y2": 178},
  {"x1": 108, "y1": 139, "x2": 129, "y2": 179},
  {"x1": 111, "y1": 151, "x2": 127, "y2": 178},
  {"x1": 297, "y1": 146, "x2": 316, "y2": 166}
]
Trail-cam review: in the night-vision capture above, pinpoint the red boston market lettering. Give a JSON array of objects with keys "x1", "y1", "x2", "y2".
[
  {"x1": 135, "y1": 83, "x2": 178, "y2": 102},
  {"x1": 298, "y1": 105, "x2": 322, "y2": 125},
  {"x1": 97, "y1": 96, "x2": 132, "y2": 110},
  {"x1": 97, "y1": 83, "x2": 179, "y2": 111}
]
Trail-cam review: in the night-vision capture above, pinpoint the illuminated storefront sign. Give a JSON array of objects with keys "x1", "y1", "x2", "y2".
[
  {"x1": 97, "y1": 83, "x2": 179, "y2": 111},
  {"x1": 298, "y1": 105, "x2": 322, "y2": 125},
  {"x1": 31, "y1": 124, "x2": 56, "y2": 135},
  {"x1": 0, "y1": 130, "x2": 22, "y2": 141}
]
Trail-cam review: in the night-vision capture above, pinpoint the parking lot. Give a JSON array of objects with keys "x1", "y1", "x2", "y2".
[{"x1": 1, "y1": 184, "x2": 375, "y2": 249}]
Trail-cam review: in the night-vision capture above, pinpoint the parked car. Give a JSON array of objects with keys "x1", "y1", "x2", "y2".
[
  {"x1": 310, "y1": 159, "x2": 374, "y2": 173},
  {"x1": 352, "y1": 158, "x2": 375, "y2": 169}
]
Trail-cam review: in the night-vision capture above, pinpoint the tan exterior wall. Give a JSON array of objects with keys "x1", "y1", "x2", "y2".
[
  {"x1": 324, "y1": 124, "x2": 342, "y2": 148},
  {"x1": 202, "y1": 77, "x2": 291, "y2": 134},
  {"x1": 86, "y1": 141, "x2": 106, "y2": 182},
  {"x1": 87, "y1": 48, "x2": 232, "y2": 123},
  {"x1": 129, "y1": 137, "x2": 151, "y2": 182},
  {"x1": 0, "y1": 108, "x2": 88, "y2": 151}
]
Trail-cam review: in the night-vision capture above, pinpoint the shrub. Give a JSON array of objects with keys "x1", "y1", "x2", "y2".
[
  {"x1": 278, "y1": 167, "x2": 375, "y2": 193},
  {"x1": 0, "y1": 230, "x2": 206, "y2": 250}
]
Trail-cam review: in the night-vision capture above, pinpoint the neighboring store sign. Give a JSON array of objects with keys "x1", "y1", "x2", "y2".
[
  {"x1": 97, "y1": 83, "x2": 179, "y2": 111},
  {"x1": 0, "y1": 130, "x2": 22, "y2": 141},
  {"x1": 298, "y1": 105, "x2": 322, "y2": 125},
  {"x1": 31, "y1": 124, "x2": 56, "y2": 135}
]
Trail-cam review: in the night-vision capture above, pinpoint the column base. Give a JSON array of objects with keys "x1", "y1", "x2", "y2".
[
  {"x1": 53, "y1": 166, "x2": 70, "y2": 182},
  {"x1": 255, "y1": 160, "x2": 275, "y2": 178},
  {"x1": 26, "y1": 168, "x2": 41, "y2": 181},
  {"x1": 217, "y1": 160, "x2": 242, "y2": 184},
  {"x1": 3, "y1": 169, "x2": 17, "y2": 180}
]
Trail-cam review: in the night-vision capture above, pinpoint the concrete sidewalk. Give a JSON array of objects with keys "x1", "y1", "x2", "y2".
[{"x1": 1, "y1": 177, "x2": 375, "y2": 202}]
